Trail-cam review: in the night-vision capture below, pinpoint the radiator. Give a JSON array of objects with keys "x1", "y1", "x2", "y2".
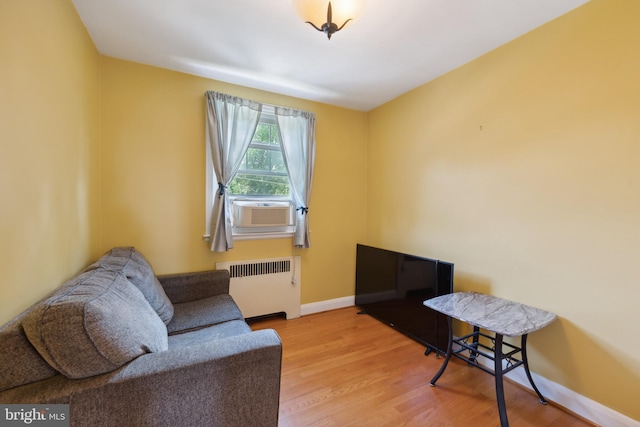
[{"x1": 216, "y1": 257, "x2": 301, "y2": 319}]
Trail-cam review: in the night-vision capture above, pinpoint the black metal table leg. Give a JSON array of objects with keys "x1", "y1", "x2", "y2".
[
  {"x1": 521, "y1": 334, "x2": 548, "y2": 404},
  {"x1": 430, "y1": 315, "x2": 453, "y2": 386},
  {"x1": 494, "y1": 333, "x2": 509, "y2": 427}
]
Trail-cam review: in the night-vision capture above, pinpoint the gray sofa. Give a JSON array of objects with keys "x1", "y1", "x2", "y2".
[{"x1": 0, "y1": 247, "x2": 282, "y2": 426}]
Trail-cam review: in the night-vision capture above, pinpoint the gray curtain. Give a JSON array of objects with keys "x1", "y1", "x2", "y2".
[
  {"x1": 275, "y1": 107, "x2": 316, "y2": 248},
  {"x1": 205, "y1": 91, "x2": 262, "y2": 252}
]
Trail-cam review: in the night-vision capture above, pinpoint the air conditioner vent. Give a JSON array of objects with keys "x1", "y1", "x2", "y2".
[
  {"x1": 250, "y1": 207, "x2": 288, "y2": 225},
  {"x1": 232, "y1": 201, "x2": 294, "y2": 228}
]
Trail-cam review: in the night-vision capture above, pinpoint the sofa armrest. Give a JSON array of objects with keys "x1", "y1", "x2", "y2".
[
  {"x1": 74, "y1": 329, "x2": 282, "y2": 426},
  {"x1": 1, "y1": 329, "x2": 282, "y2": 427},
  {"x1": 157, "y1": 269, "x2": 230, "y2": 304}
]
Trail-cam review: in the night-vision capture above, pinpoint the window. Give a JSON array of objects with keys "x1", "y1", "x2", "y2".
[
  {"x1": 205, "y1": 91, "x2": 315, "y2": 250},
  {"x1": 225, "y1": 107, "x2": 295, "y2": 239},
  {"x1": 229, "y1": 110, "x2": 290, "y2": 198}
]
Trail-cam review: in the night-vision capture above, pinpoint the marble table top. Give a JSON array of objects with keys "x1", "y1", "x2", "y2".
[{"x1": 424, "y1": 292, "x2": 557, "y2": 337}]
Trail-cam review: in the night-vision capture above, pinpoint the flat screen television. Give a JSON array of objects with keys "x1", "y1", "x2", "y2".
[{"x1": 355, "y1": 244, "x2": 453, "y2": 354}]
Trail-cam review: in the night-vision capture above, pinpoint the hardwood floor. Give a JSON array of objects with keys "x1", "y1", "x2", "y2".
[{"x1": 250, "y1": 307, "x2": 593, "y2": 427}]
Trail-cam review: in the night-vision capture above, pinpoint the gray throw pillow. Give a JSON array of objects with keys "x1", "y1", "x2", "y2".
[
  {"x1": 90, "y1": 247, "x2": 174, "y2": 324},
  {"x1": 23, "y1": 268, "x2": 168, "y2": 379}
]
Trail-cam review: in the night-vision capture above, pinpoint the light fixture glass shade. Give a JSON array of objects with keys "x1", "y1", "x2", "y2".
[{"x1": 292, "y1": 0, "x2": 366, "y2": 30}]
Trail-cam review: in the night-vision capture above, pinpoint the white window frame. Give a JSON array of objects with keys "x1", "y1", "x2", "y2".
[{"x1": 206, "y1": 106, "x2": 295, "y2": 241}]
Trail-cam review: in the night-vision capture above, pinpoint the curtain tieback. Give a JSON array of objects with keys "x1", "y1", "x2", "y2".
[
  {"x1": 217, "y1": 182, "x2": 226, "y2": 198},
  {"x1": 297, "y1": 206, "x2": 309, "y2": 215}
]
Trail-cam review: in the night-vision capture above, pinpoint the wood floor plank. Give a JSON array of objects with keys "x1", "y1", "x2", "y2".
[{"x1": 251, "y1": 307, "x2": 594, "y2": 427}]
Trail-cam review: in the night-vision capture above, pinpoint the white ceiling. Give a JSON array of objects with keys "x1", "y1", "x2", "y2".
[{"x1": 71, "y1": 0, "x2": 589, "y2": 111}]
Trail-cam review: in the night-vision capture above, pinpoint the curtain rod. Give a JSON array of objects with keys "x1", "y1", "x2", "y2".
[{"x1": 205, "y1": 90, "x2": 312, "y2": 115}]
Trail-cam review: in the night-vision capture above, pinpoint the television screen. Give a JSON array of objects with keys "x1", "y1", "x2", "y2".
[{"x1": 355, "y1": 244, "x2": 453, "y2": 353}]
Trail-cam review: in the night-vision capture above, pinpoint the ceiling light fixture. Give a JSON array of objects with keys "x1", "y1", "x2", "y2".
[{"x1": 292, "y1": 0, "x2": 366, "y2": 40}]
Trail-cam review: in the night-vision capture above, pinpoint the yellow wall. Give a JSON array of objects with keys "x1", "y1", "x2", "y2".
[
  {"x1": 99, "y1": 57, "x2": 368, "y2": 305},
  {"x1": 367, "y1": 0, "x2": 639, "y2": 420},
  {"x1": 0, "y1": 0, "x2": 366, "y2": 320},
  {"x1": 2, "y1": 0, "x2": 637, "y2": 421},
  {"x1": 0, "y1": 0, "x2": 100, "y2": 321}
]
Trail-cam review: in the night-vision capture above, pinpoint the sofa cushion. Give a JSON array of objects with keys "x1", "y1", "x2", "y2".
[
  {"x1": 22, "y1": 268, "x2": 168, "y2": 379},
  {"x1": 168, "y1": 319, "x2": 251, "y2": 349},
  {"x1": 0, "y1": 311, "x2": 58, "y2": 392},
  {"x1": 90, "y1": 247, "x2": 174, "y2": 324},
  {"x1": 166, "y1": 294, "x2": 244, "y2": 335}
]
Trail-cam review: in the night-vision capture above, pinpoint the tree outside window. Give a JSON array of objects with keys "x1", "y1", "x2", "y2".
[{"x1": 229, "y1": 121, "x2": 290, "y2": 197}]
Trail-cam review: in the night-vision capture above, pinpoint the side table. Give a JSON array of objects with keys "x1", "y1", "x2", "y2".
[{"x1": 423, "y1": 292, "x2": 557, "y2": 427}]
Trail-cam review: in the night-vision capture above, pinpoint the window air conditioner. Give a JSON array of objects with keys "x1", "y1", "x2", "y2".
[{"x1": 232, "y1": 201, "x2": 294, "y2": 229}]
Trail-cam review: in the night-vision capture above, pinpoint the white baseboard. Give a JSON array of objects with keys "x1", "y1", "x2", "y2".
[
  {"x1": 299, "y1": 297, "x2": 637, "y2": 427},
  {"x1": 300, "y1": 296, "x2": 355, "y2": 316},
  {"x1": 454, "y1": 342, "x2": 638, "y2": 427},
  {"x1": 506, "y1": 365, "x2": 637, "y2": 427}
]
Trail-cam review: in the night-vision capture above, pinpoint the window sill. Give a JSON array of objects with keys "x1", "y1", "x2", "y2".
[
  {"x1": 232, "y1": 231, "x2": 294, "y2": 241},
  {"x1": 203, "y1": 228, "x2": 295, "y2": 242}
]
